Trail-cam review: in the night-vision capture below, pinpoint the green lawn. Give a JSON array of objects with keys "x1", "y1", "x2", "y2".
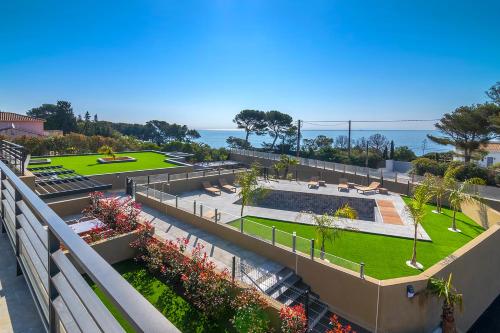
[
  {"x1": 87, "y1": 260, "x2": 231, "y2": 333},
  {"x1": 29, "y1": 151, "x2": 178, "y2": 175},
  {"x1": 229, "y1": 198, "x2": 484, "y2": 279}
]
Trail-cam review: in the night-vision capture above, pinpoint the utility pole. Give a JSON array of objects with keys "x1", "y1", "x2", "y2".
[
  {"x1": 348, "y1": 120, "x2": 352, "y2": 158},
  {"x1": 296, "y1": 119, "x2": 301, "y2": 157},
  {"x1": 365, "y1": 141, "x2": 369, "y2": 167}
]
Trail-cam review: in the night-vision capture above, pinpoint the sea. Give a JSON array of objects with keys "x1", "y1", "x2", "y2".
[{"x1": 194, "y1": 129, "x2": 449, "y2": 156}]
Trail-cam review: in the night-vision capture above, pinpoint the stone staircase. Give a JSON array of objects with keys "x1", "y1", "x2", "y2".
[{"x1": 239, "y1": 263, "x2": 333, "y2": 332}]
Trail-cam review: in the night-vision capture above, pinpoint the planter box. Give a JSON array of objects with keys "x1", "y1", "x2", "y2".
[
  {"x1": 97, "y1": 156, "x2": 137, "y2": 164},
  {"x1": 66, "y1": 224, "x2": 154, "y2": 273}
]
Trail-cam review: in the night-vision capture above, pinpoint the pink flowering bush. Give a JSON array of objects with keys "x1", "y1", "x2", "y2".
[
  {"x1": 81, "y1": 192, "x2": 143, "y2": 242},
  {"x1": 280, "y1": 304, "x2": 307, "y2": 333}
]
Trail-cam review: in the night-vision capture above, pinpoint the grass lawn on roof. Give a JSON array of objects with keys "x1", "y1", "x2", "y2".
[
  {"x1": 229, "y1": 197, "x2": 484, "y2": 280},
  {"x1": 87, "y1": 260, "x2": 231, "y2": 333},
  {"x1": 28, "y1": 151, "x2": 178, "y2": 175}
]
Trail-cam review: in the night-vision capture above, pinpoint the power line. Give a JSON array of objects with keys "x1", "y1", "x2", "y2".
[{"x1": 302, "y1": 119, "x2": 439, "y2": 123}]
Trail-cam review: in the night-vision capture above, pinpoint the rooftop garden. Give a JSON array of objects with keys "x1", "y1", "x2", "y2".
[
  {"x1": 29, "y1": 151, "x2": 179, "y2": 175},
  {"x1": 229, "y1": 198, "x2": 484, "y2": 280}
]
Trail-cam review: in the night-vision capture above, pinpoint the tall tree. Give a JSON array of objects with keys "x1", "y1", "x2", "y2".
[
  {"x1": 389, "y1": 140, "x2": 395, "y2": 159},
  {"x1": 264, "y1": 111, "x2": 293, "y2": 150},
  {"x1": 27, "y1": 100, "x2": 77, "y2": 134},
  {"x1": 233, "y1": 110, "x2": 267, "y2": 144},
  {"x1": 427, "y1": 104, "x2": 499, "y2": 163},
  {"x1": 368, "y1": 133, "x2": 389, "y2": 154},
  {"x1": 486, "y1": 81, "x2": 500, "y2": 105}
]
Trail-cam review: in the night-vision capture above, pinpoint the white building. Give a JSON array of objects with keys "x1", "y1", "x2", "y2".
[{"x1": 455, "y1": 142, "x2": 500, "y2": 167}]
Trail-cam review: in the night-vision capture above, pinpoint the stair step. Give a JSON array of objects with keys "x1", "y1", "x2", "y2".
[{"x1": 268, "y1": 275, "x2": 301, "y2": 299}]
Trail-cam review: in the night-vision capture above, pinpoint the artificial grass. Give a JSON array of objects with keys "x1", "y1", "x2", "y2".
[
  {"x1": 87, "y1": 260, "x2": 231, "y2": 333},
  {"x1": 28, "y1": 151, "x2": 178, "y2": 175},
  {"x1": 229, "y1": 198, "x2": 484, "y2": 279}
]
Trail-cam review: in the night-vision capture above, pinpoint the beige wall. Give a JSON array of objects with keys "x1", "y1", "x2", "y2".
[
  {"x1": 90, "y1": 164, "x2": 193, "y2": 189},
  {"x1": 461, "y1": 200, "x2": 500, "y2": 229},
  {"x1": 48, "y1": 196, "x2": 90, "y2": 217},
  {"x1": 137, "y1": 193, "x2": 500, "y2": 333}
]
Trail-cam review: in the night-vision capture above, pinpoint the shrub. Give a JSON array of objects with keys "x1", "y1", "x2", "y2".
[
  {"x1": 393, "y1": 146, "x2": 417, "y2": 161},
  {"x1": 326, "y1": 314, "x2": 356, "y2": 333},
  {"x1": 411, "y1": 158, "x2": 447, "y2": 176},
  {"x1": 231, "y1": 288, "x2": 271, "y2": 333},
  {"x1": 280, "y1": 304, "x2": 307, "y2": 333}
]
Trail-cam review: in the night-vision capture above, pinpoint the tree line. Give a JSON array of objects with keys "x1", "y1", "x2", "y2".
[{"x1": 27, "y1": 101, "x2": 200, "y2": 144}]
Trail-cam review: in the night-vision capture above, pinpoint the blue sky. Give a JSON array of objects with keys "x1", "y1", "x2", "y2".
[{"x1": 0, "y1": 0, "x2": 499, "y2": 129}]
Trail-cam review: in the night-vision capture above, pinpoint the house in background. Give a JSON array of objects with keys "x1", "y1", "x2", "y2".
[
  {"x1": 454, "y1": 141, "x2": 500, "y2": 167},
  {"x1": 0, "y1": 112, "x2": 63, "y2": 138},
  {"x1": 479, "y1": 142, "x2": 500, "y2": 167}
]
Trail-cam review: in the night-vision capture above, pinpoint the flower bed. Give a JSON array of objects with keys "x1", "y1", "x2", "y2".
[
  {"x1": 97, "y1": 156, "x2": 137, "y2": 164},
  {"x1": 79, "y1": 192, "x2": 143, "y2": 244}
]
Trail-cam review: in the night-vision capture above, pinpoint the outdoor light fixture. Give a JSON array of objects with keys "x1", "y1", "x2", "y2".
[{"x1": 407, "y1": 285, "x2": 415, "y2": 298}]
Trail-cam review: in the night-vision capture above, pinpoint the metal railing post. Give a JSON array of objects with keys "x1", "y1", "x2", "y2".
[
  {"x1": 0, "y1": 170, "x2": 5, "y2": 234},
  {"x1": 272, "y1": 226, "x2": 276, "y2": 245},
  {"x1": 193, "y1": 200, "x2": 197, "y2": 215},
  {"x1": 14, "y1": 187, "x2": 22, "y2": 275},
  {"x1": 47, "y1": 228, "x2": 61, "y2": 333},
  {"x1": 199, "y1": 204, "x2": 203, "y2": 217},
  {"x1": 231, "y1": 256, "x2": 236, "y2": 282},
  {"x1": 395, "y1": 172, "x2": 398, "y2": 183},
  {"x1": 304, "y1": 289, "x2": 310, "y2": 330},
  {"x1": 360, "y1": 262, "x2": 365, "y2": 279},
  {"x1": 292, "y1": 232, "x2": 296, "y2": 253},
  {"x1": 175, "y1": 195, "x2": 178, "y2": 208},
  {"x1": 240, "y1": 218, "x2": 244, "y2": 232},
  {"x1": 214, "y1": 209, "x2": 218, "y2": 223},
  {"x1": 310, "y1": 239, "x2": 314, "y2": 260}
]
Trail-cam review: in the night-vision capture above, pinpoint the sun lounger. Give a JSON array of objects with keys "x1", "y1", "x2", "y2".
[
  {"x1": 337, "y1": 178, "x2": 349, "y2": 192},
  {"x1": 355, "y1": 182, "x2": 381, "y2": 194},
  {"x1": 218, "y1": 178, "x2": 236, "y2": 192},
  {"x1": 308, "y1": 177, "x2": 320, "y2": 189},
  {"x1": 203, "y1": 209, "x2": 221, "y2": 221},
  {"x1": 202, "y1": 181, "x2": 221, "y2": 195}
]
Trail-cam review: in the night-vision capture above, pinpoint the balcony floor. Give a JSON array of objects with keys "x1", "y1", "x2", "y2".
[{"x1": 0, "y1": 232, "x2": 44, "y2": 333}]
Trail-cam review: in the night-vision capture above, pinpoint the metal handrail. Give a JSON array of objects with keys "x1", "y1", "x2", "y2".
[{"x1": 0, "y1": 160, "x2": 179, "y2": 333}]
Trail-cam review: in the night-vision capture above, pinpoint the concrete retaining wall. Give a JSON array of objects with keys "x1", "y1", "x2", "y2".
[
  {"x1": 48, "y1": 196, "x2": 90, "y2": 217},
  {"x1": 151, "y1": 170, "x2": 242, "y2": 195}
]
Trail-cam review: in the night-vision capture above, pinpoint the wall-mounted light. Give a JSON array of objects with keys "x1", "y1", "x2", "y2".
[{"x1": 407, "y1": 285, "x2": 415, "y2": 298}]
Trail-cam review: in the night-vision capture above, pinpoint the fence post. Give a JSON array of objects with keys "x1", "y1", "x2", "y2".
[
  {"x1": 175, "y1": 195, "x2": 178, "y2": 208},
  {"x1": 360, "y1": 262, "x2": 365, "y2": 279},
  {"x1": 380, "y1": 169, "x2": 384, "y2": 186},
  {"x1": 193, "y1": 200, "x2": 197, "y2": 215},
  {"x1": 214, "y1": 209, "x2": 218, "y2": 223},
  {"x1": 272, "y1": 226, "x2": 276, "y2": 245},
  {"x1": 304, "y1": 289, "x2": 310, "y2": 330},
  {"x1": 14, "y1": 187, "x2": 22, "y2": 275},
  {"x1": 231, "y1": 256, "x2": 236, "y2": 282},
  {"x1": 47, "y1": 229, "x2": 61, "y2": 333},
  {"x1": 310, "y1": 239, "x2": 315, "y2": 260},
  {"x1": 186, "y1": 172, "x2": 189, "y2": 179},
  {"x1": 200, "y1": 204, "x2": 203, "y2": 217},
  {"x1": 0, "y1": 171, "x2": 5, "y2": 234},
  {"x1": 292, "y1": 232, "x2": 296, "y2": 253},
  {"x1": 395, "y1": 172, "x2": 398, "y2": 183},
  {"x1": 407, "y1": 181, "x2": 410, "y2": 196},
  {"x1": 240, "y1": 218, "x2": 244, "y2": 232}
]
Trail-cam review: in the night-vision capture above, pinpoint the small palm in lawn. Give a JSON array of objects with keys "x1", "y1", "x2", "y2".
[
  {"x1": 405, "y1": 181, "x2": 433, "y2": 269},
  {"x1": 236, "y1": 163, "x2": 267, "y2": 216},
  {"x1": 427, "y1": 273, "x2": 463, "y2": 333},
  {"x1": 300, "y1": 204, "x2": 357, "y2": 260},
  {"x1": 98, "y1": 145, "x2": 116, "y2": 160},
  {"x1": 447, "y1": 178, "x2": 483, "y2": 233}
]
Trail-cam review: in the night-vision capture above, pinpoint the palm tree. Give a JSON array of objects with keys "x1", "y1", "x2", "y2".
[
  {"x1": 235, "y1": 163, "x2": 267, "y2": 216},
  {"x1": 447, "y1": 178, "x2": 482, "y2": 233},
  {"x1": 427, "y1": 167, "x2": 459, "y2": 214},
  {"x1": 300, "y1": 204, "x2": 357, "y2": 259},
  {"x1": 405, "y1": 182, "x2": 433, "y2": 269},
  {"x1": 278, "y1": 155, "x2": 299, "y2": 180},
  {"x1": 427, "y1": 273, "x2": 463, "y2": 333},
  {"x1": 98, "y1": 145, "x2": 116, "y2": 160}
]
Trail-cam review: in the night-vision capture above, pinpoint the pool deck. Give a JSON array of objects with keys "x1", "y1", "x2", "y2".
[{"x1": 169, "y1": 179, "x2": 431, "y2": 241}]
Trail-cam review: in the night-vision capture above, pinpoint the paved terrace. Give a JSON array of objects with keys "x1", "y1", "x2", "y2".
[
  {"x1": 0, "y1": 233, "x2": 44, "y2": 333},
  {"x1": 166, "y1": 179, "x2": 431, "y2": 241}
]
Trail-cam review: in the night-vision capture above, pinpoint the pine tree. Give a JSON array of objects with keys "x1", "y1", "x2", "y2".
[{"x1": 389, "y1": 140, "x2": 395, "y2": 159}]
